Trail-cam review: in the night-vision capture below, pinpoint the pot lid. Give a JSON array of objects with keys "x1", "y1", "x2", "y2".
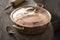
[{"x1": 10, "y1": 6, "x2": 51, "y2": 27}]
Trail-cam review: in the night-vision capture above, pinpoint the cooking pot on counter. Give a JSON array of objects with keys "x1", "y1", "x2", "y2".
[{"x1": 10, "y1": 4, "x2": 51, "y2": 34}]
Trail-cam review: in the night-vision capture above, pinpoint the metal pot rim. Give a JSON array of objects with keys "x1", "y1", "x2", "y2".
[{"x1": 10, "y1": 6, "x2": 51, "y2": 27}]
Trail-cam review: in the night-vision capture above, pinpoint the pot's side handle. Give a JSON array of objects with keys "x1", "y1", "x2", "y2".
[{"x1": 12, "y1": 25, "x2": 24, "y2": 30}]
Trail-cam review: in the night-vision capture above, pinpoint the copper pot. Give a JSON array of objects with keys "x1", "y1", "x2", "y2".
[{"x1": 10, "y1": 5, "x2": 51, "y2": 34}]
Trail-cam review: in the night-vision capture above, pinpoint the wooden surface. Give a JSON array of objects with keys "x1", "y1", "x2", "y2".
[{"x1": 0, "y1": 0, "x2": 53, "y2": 40}]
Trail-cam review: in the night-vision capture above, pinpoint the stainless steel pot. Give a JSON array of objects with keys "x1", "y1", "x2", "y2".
[{"x1": 10, "y1": 5, "x2": 51, "y2": 34}]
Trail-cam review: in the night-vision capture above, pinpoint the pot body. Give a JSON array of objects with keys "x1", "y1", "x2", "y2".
[
  {"x1": 10, "y1": 6, "x2": 51, "y2": 34},
  {"x1": 13, "y1": 23, "x2": 49, "y2": 34}
]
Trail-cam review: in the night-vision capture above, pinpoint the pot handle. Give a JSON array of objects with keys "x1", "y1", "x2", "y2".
[
  {"x1": 12, "y1": 25, "x2": 24, "y2": 30},
  {"x1": 35, "y1": 3, "x2": 44, "y2": 8}
]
